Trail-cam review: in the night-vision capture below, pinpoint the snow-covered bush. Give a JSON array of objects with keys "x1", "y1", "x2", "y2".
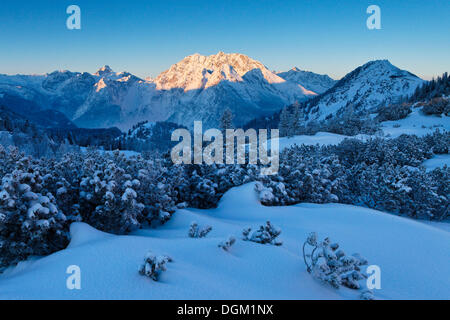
[
  {"x1": 421, "y1": 97, "x2": 450, "y2": 116},
  {"x1": 376, "y1": 103, "x2": 412, "y2": 121},
  {"x1": 256, "y1": 150, "x2": 345, "y2": 206},
  {"x1": 303, "y1": 232, "x2": 369, "y2": 293},
  {"x1": 0, "y1": 168, "x2": 69, "y2": 270},
  {"x1": 188, "y1": 221, "x2": 212, "y2": 238},
  {"x1": 257, "y1": 131, "x2": 449, "y2": 220},
  {"x1": 254, "y1": 181, "x2": 276, "y2": 205},
  {"x1": 423, "y1": 129, "x2": 449, "y2": 154},
  {"x1": 138, "y1": 251, "x2": 172, "y2": 281},
  {"x1": 218, "y1": 236, "x2": 236, "y2": 251},
  {"x1": 360, "y1": 290, "x2": 376, "y2": 300},
  {"x1": 243, "y1": 221, "x2": 282, "y2": 246},
  {"x1": 79, "y1": 157, "x2": 144, "y2": 235}
]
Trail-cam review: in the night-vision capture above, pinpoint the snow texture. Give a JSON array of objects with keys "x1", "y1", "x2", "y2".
[{"x1": 0, "y1": 183, "x2": 449, "y2": 300}]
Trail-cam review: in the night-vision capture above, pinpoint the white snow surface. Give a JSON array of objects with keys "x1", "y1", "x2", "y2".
[
  {"x1": 0, "y1": 183, "x2": 449, "y2": 300},
  {"x1": 79, "y1": 147, "x2": 140, "y2": 158},
  {"x1": 277, "y1": 132, "x2": 370, "y2": 150},
  {"x1": 275, "y1": 108, "x2": 449, "y2": 151},
  {"x1": 380, "y1": 109, "x2": 449, "y2": 138},
  {"x1": 422, "y1": 154, "x2": 450, "y2": 171}
]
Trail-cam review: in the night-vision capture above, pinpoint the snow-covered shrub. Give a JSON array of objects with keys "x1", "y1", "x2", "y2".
[
  {"x1": 256, "y1": 149, "x2": 345, "y2": 206},
  {"x1": 243, "y1": 221, "x2": 282, "y2": 246},
  {"x1": 188, "y1": 221, "x2": 212, "y2": 238},
  {"x1": 175, "y1": 160, "x2": 257, "y2": 210},
  {"x1": 78, "y1": 154, "x2": 144, "y2": 234},
  {"x1": 376, "y1": 103, "x2": 412, "y2": 121},
  {"x1": 303, "y1": 232, "x2": 369, "y2": 293},
  {"x1": 423, "y1": 129, "x2": 449, "y2": 154},
  {"x1": 136, "y1": 158, "x2": 179, "y2": 226},
  {"x1": 254, "y1": 181, "x2": 276, "y2": 205},
  {"x1": 218, "y1": 236, "x2": 236, "y2": 251},
  {"x1": 360, "y1": 290, "x2": 376, "y2": 300},
  {"x1": 421, "y1": 97, "x2": 450, "y2": 116},
  {"x1": 0, "y1": 168, "x2": 69, "y2": 270},
  {"x1": 138, "y1": 251, "x2": 172, "y2": 281},
  {"x1": 257, "y1": 131, "x2": 449, "y2": 220}
]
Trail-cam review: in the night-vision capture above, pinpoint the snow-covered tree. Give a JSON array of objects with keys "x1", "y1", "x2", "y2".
[
  {"x1": 279, "y1": 107, "x2": 291, "y2": 137},
  {"x1": 220, "y1": 108, "x2": 234, "y2": 132}
]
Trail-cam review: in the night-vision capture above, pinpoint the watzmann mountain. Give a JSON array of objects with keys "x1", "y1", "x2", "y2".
[{"x1": 0, "y1": 54, "x2": 424, "y2": 130}]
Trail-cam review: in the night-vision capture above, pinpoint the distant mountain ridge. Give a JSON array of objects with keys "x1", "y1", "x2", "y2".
[
  {"x1": 0, "y1": 55, "x2": 425, "y2": 131},
  {"x1": 277, "y1": 67, "x2": 336, "y2": 94},
  {"x1": 0, "y1": 53, "x2": 317, "y2": 130}
]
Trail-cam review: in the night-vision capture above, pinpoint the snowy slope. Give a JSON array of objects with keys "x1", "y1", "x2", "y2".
[
  {"x1": 422, "y1": 154, "x2": 450, "y2": 171},
  {"x1": 303, "y1": 60, "x2": 424, "y2": 122},
  {"x1": 380, "y1": 109, "x2": 449, "y2": 138},
  {"x1": 276, "y1": 132, "x2": 371, "y2": 150},
  {"x1": 277, "y1": 67, "x2": 337, "y2": 94},
  {"x1": 275, "y1": 109, "x2": 449, "y2": 151},
  {"x1": 1, "y1": 183, "x2": 449, "y2": 300}
]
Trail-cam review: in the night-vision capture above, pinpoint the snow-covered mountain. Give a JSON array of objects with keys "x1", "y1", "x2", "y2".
[
  {"x1": 277, "y1": 67, "x2": 337, "y2": 94},
  {"x1": 303, "y1": 60, "x2": 424, "y2": 122},
  {"x1": 150, "y1": 52, "x2": 316, "y2": 128},
  {"x1": 0, "y1": 53, "x2": 316, "y2": 130},
  {"x1": 0, "y1": 57, "x2": 425, "y2": 131}
]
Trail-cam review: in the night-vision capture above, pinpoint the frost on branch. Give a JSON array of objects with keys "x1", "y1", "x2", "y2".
[
  {"x1": 138, "y1": 251, "x2": 172, "y2": 281},
  {"x1": 242, "y1": 221, "x2": 282, "y2": 246},
  {"x1": 188, "y1": 221, "x2": 212, "y2": 238},
  {"x1": 302, "y1": 232, "x2": 370, "y2": 296}
]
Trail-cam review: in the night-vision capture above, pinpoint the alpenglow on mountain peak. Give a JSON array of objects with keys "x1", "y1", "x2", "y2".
[
  {"x1": 95, "y1": 65, "x2": 114, "y2": 77},
  {"x1": 154, "y1": 52, "x2": 287, "y2": 91}
]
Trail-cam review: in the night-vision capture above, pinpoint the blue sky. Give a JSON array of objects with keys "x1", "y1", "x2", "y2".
[{"x1": 0, "y1": 0, "x2": 448, "y2": 80}]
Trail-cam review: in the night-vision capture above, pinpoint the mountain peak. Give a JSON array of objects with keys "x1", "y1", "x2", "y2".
[
  {"x1": 95, "y1": 65, "x2": 114, "y2": 76},
  {"x1": 303, "y1": 60, "x2": 424, "y2": 122},
  {"x1": 362, "y1": 59, "x2": 394, "y2": 69},
  {"x1": 154, "y1": 52, "x2": 286, "y2": 91}
]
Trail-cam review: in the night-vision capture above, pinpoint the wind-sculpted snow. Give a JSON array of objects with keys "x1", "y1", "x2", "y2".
[{"x1": 0, "y1": 183, "x2": 449, "y2": 299}]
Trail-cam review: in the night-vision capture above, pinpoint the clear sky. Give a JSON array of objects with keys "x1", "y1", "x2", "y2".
[{"x1": 0, "y1": 0, "x2": 448, "y2": 80}]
